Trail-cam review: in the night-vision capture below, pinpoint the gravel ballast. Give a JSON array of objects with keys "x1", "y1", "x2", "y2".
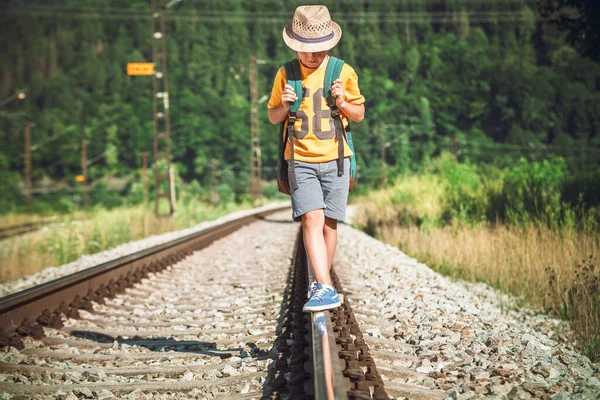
[
  {"x1": 0, "y1": 202, "x2": 290, "y2": 298},
  {"x1": 0, "y1": 211, "x2": 298, "y2": 399},
  {"x1": 335, "y1": 221, "x2": 600, "y2": 399}
]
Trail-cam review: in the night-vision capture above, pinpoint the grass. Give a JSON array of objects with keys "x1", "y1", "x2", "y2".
[
  {"x1": 0, "y1": 214, "x2": 58, "y2": 230},
  {"x1": 0, "y1": 198, "x2": 258, "y2": 284},
  {"x1": 351, "y1": 169, "x2": 600, "y2": 362},
  {"x1": 364, "y1": 220, "x2": 598, "y2": 306}
]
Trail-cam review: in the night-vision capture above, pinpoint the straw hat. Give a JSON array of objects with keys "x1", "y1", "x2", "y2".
[{"x1": 283, "y1": 5, "x2": 342, "y2": 52}]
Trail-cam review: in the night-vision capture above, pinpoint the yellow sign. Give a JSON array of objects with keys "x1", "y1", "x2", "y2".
[
  {"x1": 127, "y1": 63, "x2": 154, "y2": 76},
  {"x1": 75, "y1": 175, "x2": 86, "y2": 183}
]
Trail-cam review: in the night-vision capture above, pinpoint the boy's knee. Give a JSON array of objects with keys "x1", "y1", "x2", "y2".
[{"x1": 302, "y1": 209, "x2": 325, "y2": 229}]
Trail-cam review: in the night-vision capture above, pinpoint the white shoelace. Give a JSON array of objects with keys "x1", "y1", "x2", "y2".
[{"x1": 311, "y1": 287, "x2": 330, "y2": 301}]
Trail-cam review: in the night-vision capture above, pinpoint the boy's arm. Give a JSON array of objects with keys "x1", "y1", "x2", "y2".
[
  {"x1": 268, "y1": 103, "x2": 290, "y2": 125},
  {"x1": 268, "y1": 84, "x2": 298, "y2": 124},
  {"x1": 331, "y1": 78, "x2": 365, "y2": 123},
  {"x1": 268, "y1": 69, "x2": 297, "y2": 124},
  {"x1": 337, "y1": 101, "x2": 365, "y2": 123}
]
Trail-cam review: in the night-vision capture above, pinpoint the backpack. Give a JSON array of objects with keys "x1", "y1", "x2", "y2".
[{"x1": 277, "y1": 56, "x2": 357, "y2": 195}]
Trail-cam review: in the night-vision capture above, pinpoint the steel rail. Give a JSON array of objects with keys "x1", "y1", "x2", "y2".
[
  {"x1": 0, "y1": 219, "x2": 55, "y2": 241},
  {"x1": 0, "y1": 204, "x2": 290, "y2": 345},
  {"x1": 312, "y1": 310, "x2": 349, "y2": 400},
  {"x1": 302, "y1": 239, "x2": 389, "y2": 399},
  {"x1": 305, "y1": 256, "x2": 349, "y2": 399}
]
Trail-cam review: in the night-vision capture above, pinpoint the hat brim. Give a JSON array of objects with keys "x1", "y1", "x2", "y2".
[{"x1": 282, "y1": 21, "x2": 342, "y2": 52}]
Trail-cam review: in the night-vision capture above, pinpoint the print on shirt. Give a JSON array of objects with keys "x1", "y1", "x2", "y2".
[{"x1": 295, "y1": 88, "x2": 336, "y2": 140}]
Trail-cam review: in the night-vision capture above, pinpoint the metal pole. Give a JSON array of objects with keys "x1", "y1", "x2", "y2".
[
  {"x1": 249, "y1": 55, "x2": 262, "y2": 204},
  {"x1": 405, "y1": 0, "x2": 410, "y2": 44},
  {"x1": 152, "y1": 0, "x2": 160, "y2": 217},
  {"x1": 169, "y1": 165, "x2": 176, "y2": 208},
  {"x1": 81, "y1": 139, "x2": 88, "y2": 209},
  {"x1": 161, "y1": 7, "x2": 175, "y2": 215},
  {"x1": 211, "y1": 158, "x2": 218, "y2": 205},
  {"x1": 152, "y1": 0, "x2": 175, "y2": 217},
  {"x1": 452, "y1": 133, "x2": 457, "y2": 157},
  {"x1": 24, "y1": 120, "x2": 32, "y2": 213},
  {"x1": 142, "y1": 151, "x2": 148, "y2": 205},
  {"x1": 380, "y1": 123, "x2": 386, "y2": 190}
]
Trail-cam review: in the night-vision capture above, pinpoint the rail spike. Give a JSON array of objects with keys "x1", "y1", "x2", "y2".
[
  {"x1": 0, "y1": 327, "x2": 24, "y2": 350},
  {"x1": 37, "y1": 309, "x2": 63, "y2": 329},
  {"x1": 16, "y1": 317, "x2": 45, "y2": 340},
  {"x1": 94, "y1": 284, "x2": 108, "y2": 304}
]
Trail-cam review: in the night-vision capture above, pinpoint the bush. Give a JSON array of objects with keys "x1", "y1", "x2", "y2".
[
  {"x1": 126, "y1": 180, "x2": 146, "y2": 206},
  {"x1": 181, "y1": 179, "x2": 208, "y2": 204},
  {"x1": 89, "y1": 182, "x2": 123, "y2": 210},
  {"x1": 502, "y1": 157, "x2": 567, "y2": 227},
  {"x1": 262, "y1": 181, "x2": 280, "y2": 199},
  {"x1": 216, "y1": 183, "x2": 234, "y2": 205},
  {"x1": 563, "y1": 168, "x2": 600, "y2": 209},
  {"x1": 360, "y1": 154, "x2": 596, "y2": 231},
  {"x1": 0, "y1": 155, "x2": 24, "y2": 215},
  {"x1": 432, "y1": 153, "x2": 487, "y2": 223}
]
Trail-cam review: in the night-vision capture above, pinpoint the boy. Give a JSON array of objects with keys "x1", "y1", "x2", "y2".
[{"x1": 267, "y1": 5, "x2": 365, "y2": 312}]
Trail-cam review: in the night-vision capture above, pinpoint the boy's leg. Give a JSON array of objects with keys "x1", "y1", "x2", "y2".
[
  {"x1": 298, "y1": 159, "x2": 346, "y2": 312},
  {"x1": 323, "y1": 216, "x2": 338, "y2": 272},
  {"x1": 320, "y1": 157, "x2": 349, "y2": 271},
  {"x1": 302, "y1": 209, "x2": 333, "y2": 286},
  {"x1": 289, "y1": 160, "x2": 329, "y2": 285},
  {"x1": 302, "y1": 208, "x2": 341, "y2": 312}
]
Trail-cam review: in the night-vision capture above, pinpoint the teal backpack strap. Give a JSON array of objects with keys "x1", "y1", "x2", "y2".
[
  {"x1": 279, "y1": 59, "x2": 303, "y2": 191},
  {"x1": 284, "y1": 60, "x2": 303, "y2": 113},
  {"x1": 324, "y1": 56, "x2": 345, "y2": 106},
  {"x1": 324, "y1": 56, "x2": 347, "y2": 177}
]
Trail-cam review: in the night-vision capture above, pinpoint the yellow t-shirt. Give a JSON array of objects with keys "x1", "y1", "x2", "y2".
[{"x1": 268, "y1": 56, "x2": 365, "y2": 163}]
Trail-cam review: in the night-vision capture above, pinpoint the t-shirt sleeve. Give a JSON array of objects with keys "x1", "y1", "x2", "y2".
[
  {"x1": 342, "y1": 65, "x2": 365, "y2": 105},
  {"x1": 267, "y1": 67, "x2": 286, "y2": 109}
]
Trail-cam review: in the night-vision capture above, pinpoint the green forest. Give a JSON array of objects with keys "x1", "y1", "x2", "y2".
[{"x1": 1, "y1": 0, "x2": 599, "y2": 213}]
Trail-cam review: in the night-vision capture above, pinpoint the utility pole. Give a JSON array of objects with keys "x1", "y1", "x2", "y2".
[
  {"x1": 405, "y1": 0, "x2": 411, "y2": 44},
  {"x1": 211, "y1": 158, "x2": 218, "y2": 205},
  {"x1": 380, "y1": 123, "x2": 386, "y2": 190},
  {"x1": 81, "y1": 139, "x2": 88, "y2": 209},
  {"x1": 451, "y1": 133, "x2": 457, "y2": 157},
  {"x1": 169, "y1": 165, "x2": 176, "y2": 207},
  {"x1": 24, "y1": 120, "x2": 32, "y2": 213},
  {"x1": 152, "y1": 0, "x2": 175, "y2": 217},
  {"x1": 249, "y1": 55, "x2": 262, "y2": 204},
  {"x1": 142, "y1": 151, "x2": 148, "y2": 205}
]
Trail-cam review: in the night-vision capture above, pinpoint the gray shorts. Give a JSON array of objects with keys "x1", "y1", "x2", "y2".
[{"x1": 288, "y1": 158, "x2": 350, "y2": 222}]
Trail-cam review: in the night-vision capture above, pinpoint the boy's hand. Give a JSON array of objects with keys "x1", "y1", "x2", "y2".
[
  {"x1": 331, "y1": 79, "x2": 345, "y2": 107},
  {"x1": 281, "y1": 84, "x2": 298, "y2": 109}
]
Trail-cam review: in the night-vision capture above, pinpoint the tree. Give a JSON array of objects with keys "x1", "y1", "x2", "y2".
[{"x1": 540, "y1": 0, "x2": 600, "y2": 61}]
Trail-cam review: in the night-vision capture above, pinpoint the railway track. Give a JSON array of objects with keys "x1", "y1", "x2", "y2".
[
  {"x1": 3, "y1": 206, "x2": 591, "y2": 398},
  {"x1": 1, "y1": 206, "x2": 446, "y2": 399},
  {"x1": 0, "y1": 220, "x2": 55, "y2": 241}
]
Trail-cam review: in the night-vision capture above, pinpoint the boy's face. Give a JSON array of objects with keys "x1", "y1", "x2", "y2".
[{"x1": 298, "y1": 51, "x2": 328, "y2": 68}]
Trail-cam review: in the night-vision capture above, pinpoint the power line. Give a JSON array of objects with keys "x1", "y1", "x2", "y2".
[
  {"x1": 0, "y1": 5, "x2": 538, "y2": 14},
  {"x1": 7, "y1": 0, "x2": 540, "y2": 7},
  {"x1": 30, "y1": 129, "x2": 72, "y2": 152},
  {"x1": 1, "y1": 7, "x2": 544, "y2": 23},
  {"x1": 11, "y1": 127, "x2": 74, "y2": 161},
  {"x1": 87, "y1": 145, "x2": 117, "y2": 167},
  {"x1": 163, "y1": 0, "x2": 535, "y2": 2},
  {"x1": 378, "y1": 129, "x2": 600, "y2": 159}
]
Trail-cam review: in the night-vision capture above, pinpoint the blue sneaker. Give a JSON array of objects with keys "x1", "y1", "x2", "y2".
[{"x1": 302, "y1": 283, "x2": 341, "y2": 312}]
